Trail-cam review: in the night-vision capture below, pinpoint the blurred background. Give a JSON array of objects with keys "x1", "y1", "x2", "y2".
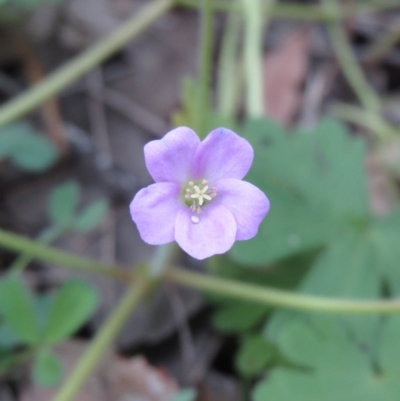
[{"x1": 1, "y1": 0, "x2": 400, "y2": 400}]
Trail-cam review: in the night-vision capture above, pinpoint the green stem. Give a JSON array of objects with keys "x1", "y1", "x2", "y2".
[
  {"x1": 196, "y1": 0, "x2": 213, "y2": 138},
  {"x1": 166, "y1": 268, "x2": 400, "y2": 314},
  {"x1": 217, "y1": 6, "x2": 241, "y2": 117},
  {"x1": 0, "y1": 228, "x2": 132, "y2": 281},
  {"x1": 364, "y1": 17, "x2": 400, "y2": 63},
  {"x1": 324, "y1": 0, "x2": 381, "y2": 114},
  {"x1": 52, "y1": 278, "x2": 150, "y2": 401},
  {"x1": 242, "y1": 0, "x2": 268, "y2": 118},
  {"x1": 3, "y1": 229, "x2": 400, "y2": 314},
  {"x1": 175, "y1": 0, "x2": 400, "y2": 21},
  {"x1": 149, "y1": 243, "x2": 179, "y2": 275},
  {"x1": 10, "y1": 226, "x2": 62, "y2": 275},
  {"x1": 330, "y1": 102, "x2": 397, "y2": 139},
  {"x1": 0, "y1": 0, "x2": 173, "y2": 128}
]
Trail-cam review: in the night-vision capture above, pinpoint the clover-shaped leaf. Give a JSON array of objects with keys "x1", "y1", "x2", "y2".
[
  {"x1": 73, "y1": 199, "x2": 109, "y2": 233},
  {"x1": 33, "y1": 349, "x2": 63, "y2": 387},
  {"x1": 0, "y1": 123, "x2": 57, "y2": 172},
  {"x1": 49, "y1": 181, "x2": 80, "y2": 229},
  {"x1": 42, "y1": 280, "x2": 99, "y2": 345},
  {"x1": 0, "y1": 276, "x2": 40, "y2": 345}
]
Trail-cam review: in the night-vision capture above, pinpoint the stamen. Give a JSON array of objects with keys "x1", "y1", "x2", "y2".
[{"x1": 184, "y1": 178, "x2": 217, "y2": 213}]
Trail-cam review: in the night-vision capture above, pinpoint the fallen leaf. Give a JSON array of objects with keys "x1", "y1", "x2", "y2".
[
  {"x1": 263, "y1": 29, "x2": 311, "y2": 125},
  {"x1": 21, "y1": 341, "x2": 180, "y2": 401},
  {"x1": 106, "y1": 356, "x2": 179, "y2": 401}
]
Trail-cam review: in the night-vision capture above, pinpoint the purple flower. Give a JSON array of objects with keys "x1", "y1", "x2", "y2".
[{"x1": 130, "y1": 127, "x2": 270, "y2": 260}]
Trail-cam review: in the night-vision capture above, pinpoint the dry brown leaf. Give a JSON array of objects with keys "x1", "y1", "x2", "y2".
[
  {"x1": 263, "y1": 29, "x2": 311, "y2": 125},
  {"x1": 106, "y1": 356, "x2": 179, "y2": 401},
  {"x1": 21, "y1": 341, "x2": 179, "y2": 401}
]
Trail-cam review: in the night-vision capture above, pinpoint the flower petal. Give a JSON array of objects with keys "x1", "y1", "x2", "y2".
[
  {"x1": 191, "y1": 127, "x2": 254, "y2": 182},
  {"x1": 174, "y1": 204, "x2": 237, "y2": 260},
  {"x1": 214, "y1": 178, "x2": 270, "y2": 240},
  {"x1": 145, "y1": 127, "x2": 200, "y2": 183},
  {"x1": 130, "y1": 182, "x2": 182, "y2": 245}
]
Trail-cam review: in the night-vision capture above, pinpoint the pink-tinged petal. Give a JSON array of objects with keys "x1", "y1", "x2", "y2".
[
  {"x1": 214, "y1": 178, "x2": 270, "y2": 240},
  {"x1": 145, "y1": 127, "x2": 200, "y2": 183},
  {"x1": 174, "y1": 204, "x2": 237, "y2": 260},
  {"x1": 130, "y1": 182, "x2": 182, "y2": 245},
  {"x1": 191, "y1": 127, "x2": 254, "y2": 182}
]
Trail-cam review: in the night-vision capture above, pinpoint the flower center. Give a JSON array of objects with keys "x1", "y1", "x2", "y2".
[{"x1": 183, "y1": 179, "x2": 217, "y2": 222}]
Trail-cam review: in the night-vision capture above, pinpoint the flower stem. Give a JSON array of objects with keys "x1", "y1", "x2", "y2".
[
  {"x1": 324, "y1": 0, "x2": 381, "y2": 114},
  {"x1": 242, "y1": 0, "x2": 271, "y2": 118},
  {"x1": 3, "y1": 229, "x2": 400, "y2": 314},
  {"x1": 196, "y1": 0, "x2": 213, "y2": 138},
  {"x1": 175, "y1": 0, "x2": 400, "y2": 21},
  {"x1": 0, "y1": 0, "x2": 172, "y2": 129},
  {"x1": 217, "y1": 4, "x2": 242, "y2": 117},
  {"x1": 0, "y1": 228, "x2": 132, "y2": 281},
  {"x1": 166, "y1": 268, "x2": 400, "y2": 314},
  {"x1": 330, "y1": 102, "x2": 397, "y2": 140},
  {"x1": 52, "y1": 277, "x2": 150, "y2": 401}
]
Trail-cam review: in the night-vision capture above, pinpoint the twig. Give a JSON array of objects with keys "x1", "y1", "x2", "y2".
[
  {"x1": 0, "y1": 0, "x2": 173, "y2": 129},
  {"x1": 330, "y1": 102, "x2": 398, "y2": 140},
  {"x1": 175, "y1": 0, "x2": 400, "y2": 21},
  {"x1": 11, "y1": 32, "x2": 67, "y2": 156},
  {"x1": 363, "y1": 17, "x2": 400, "y2": 63},
  {"x1": 102, "y1": 88, "x2": 169, "y2": 136},
  {"x1": 52, "y1": 278, "x2": 150, "y2": 401},
  {"x1": 86, "y1": 67, "x2": 112, "y2": 168},
  {"x1": 324, "y1": 0, "x2": 381, "y2": 114},
  {"x1": 165, "y1": 282, "x2": 196, "y2": 383}
]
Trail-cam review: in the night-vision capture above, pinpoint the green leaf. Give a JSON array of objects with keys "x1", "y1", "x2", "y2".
[
  {"x1": 232, "y1": 185, "x2": 340, "y2": 265},
  {"x1": 230, "y1": 118, "x2": 368, "y2": 266},
  {"x1": 253, "y1": 316, "x2": 400, "y2": 401},
  {"x1": 43, "y1": 280, "x2": 98, "y2": 345},
  {"x1": 0, "y1": 276, "x2": 40, "y2": 344},
  {"x1": 208, "y1": 254, "x2": 312, "y2": 333},
  {"x1": 371, "y1": 208, "x2": 400, "y2": 295},
  {"x1": 49, "y1": 181, "x2": 80, "y2": 228},
  {"x1": 235, "y1": 334, "x2": 275, "y2": 377},
  {"x1": 212, "y1": 302, "x2": 269, "y2": 333},
  {"x1": 73, "y1": 199, "x2": 108, "y2": 232},
  {"x1": 0, "y1": 123, "x2": 57, "y2": 172},
  {"x1": 169, "y1": 388, "x2": 197, "y2": 401},
  {"x1": 298, "y1": 230, "x2": 380, "y2": 345},
  {"x1": 33, "y1": 349, "x2": 63, "y2": 387},
  {"x1": 0, "y1": 324, "x2": 20, "y2": 348}
]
